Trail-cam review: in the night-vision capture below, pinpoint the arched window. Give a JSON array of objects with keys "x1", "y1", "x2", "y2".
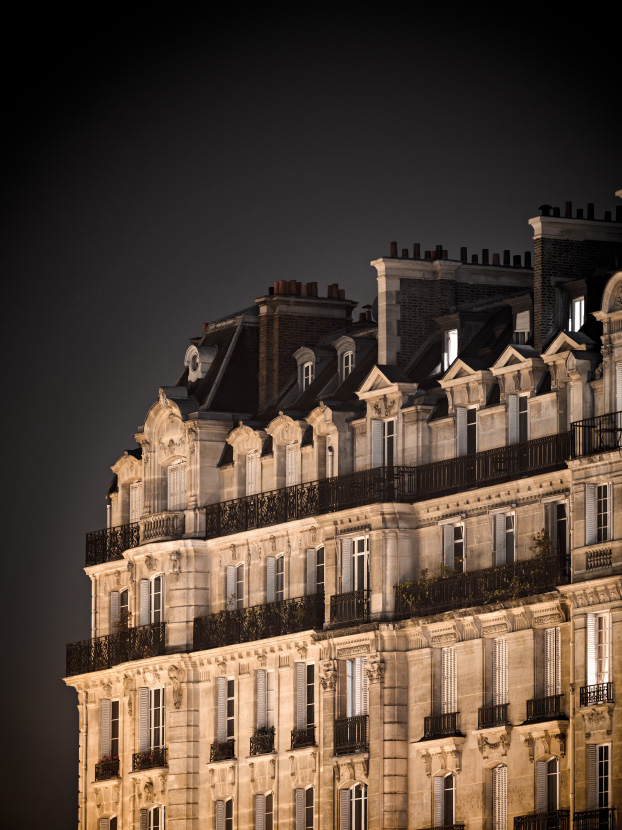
[
  {"x1": 216, "y1": 798, "x2": 233, "y2": 830},
  {"x1": 536, "y1": 757, "x2": 559, "y2": 812},
  {"x1": 340, "y1": 783, "x2": 367, "y2": 830},
  {"x1": 342, "y1": 351, "x2": 355, "y2": 380},
  {"x1": 295, "y1": 787, "x2": 314, "y2": 830},
  {"x1": 434, "y1": 773, "x2": 455, "y2": 826},
  {"x1": 139, "y1": 806, "x2": 165, "y2": 830},
  {"x1": 167, "y1": 460, "x2": 187, "y2": 511},
  {"x1": 255, "y1": 792, "x2": 274, "y2": 830},
  {"x1": 302, "y1": 361, "x2": 315, "y2": 390},
  {"x1": 139, "y1": 575, "x2": 165, "y2": 625}
]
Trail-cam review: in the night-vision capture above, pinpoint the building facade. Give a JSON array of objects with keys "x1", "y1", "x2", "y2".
[{"x1": 65, "y1": 196, "x2": 622, "y2": 830}]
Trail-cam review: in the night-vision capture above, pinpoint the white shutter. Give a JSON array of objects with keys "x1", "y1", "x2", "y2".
[
  {"x1": 139, "y1": 687, "x2": 149, "y2": 752},
  {"x1": 139, "y1": 811, "x2": 148, "y2": 830},
  {"x1": 286, "y1": 443, "x2": 298, "y2": 487},
  {"x1": 266, "y1": 557, "x2": 276, "y2": 604},
  {"x1": 586, "y1": 744, "x2": 597, "y2": 809},
  {"x1": 442, "y1": 647, "x2": 456, "y2": 714},
  {"x1": 267, "y1": 670, "x2": 275, "y2": 728},
  {"x1": 340, "y1": 789, "x2": 350, "y2": 830},
  {"x1": 456, "y1": 407, "x2": 467, "y2": 457},
  {"x1": 168, "y1": 463, "x2": 178, "y2": 511},
  {"x1": 255, "y1": 794, "x2": 265, "y2": 830},
  {"x1": 100, "y1": 819, "x2": 110, "y2": 830},
  {"x1": 216, "y1": 800, "x2": 225, "y2": 830},
  {"x1": 256, "y1": 669, "x2": 267, "y2": 729},
  {"x1": 433, "y1": 776, "x2": 444, "y2": 826},
  {"x1": 217, "y1": 676, "x2": 227, "y2": 743},
  {"x1": 296, "y1": 662, "x2": 307, "y2": 729},
  {"x1": 306, "y1": 548, "x2": 317, "y2": 595},
  {"x1": 555, "y1": 627, "x2": 561, "y2": 694},
  {"x1": 346, "y1": 659, "x2": 353, "y2": 718},
  {"x1": 493, "y1": 766, "x2": 507, "y2": 830},
  {"x1": 139, "y1": 579, "x2": 150, "y2": 626},
  {"x1": 493, "y1": 638, "x2": 508, "y2": 706},
  {"x1": 494, "y1": 514, "x2": 506, "y2": 567},
  {"x1": 110, "y1": 592, "x2": 120, "y2": 629},
  {"x1": 341, "y1": 538, "x2": 353, "y2": 593},
  {"x1": 586, "y1": 484, "x2": 597, "y2": 546},
  {"x1": 508, "y1": 395, "x2": 519, "y2": 445},
  {"x1": 130, "y1": 480, "x2": 143, "y2": 522},
  {"x1": 295, "y1": 789, "x2": 305, "y2": 830},
  {"x1": 101, "y1": 699, "x2": 111, "y2": 758},
  {"x1": 360, "y1": 657, "x2": 369, "y2": 715},
  {"x1": 443, "y1": 525, "x2": 454, "y2": 570},
  {"x1": 536, "y1": 759, "x2": 547, "y2": 812},
  {"x1": 608, "y1": 481, "x2": 613, "y2": 542},
  {"x1": 246, "y1": 452, "x2": 259, "y2": 496},
  {"x1": 545, "y1": 628, "x2": 561, "y2": 696},
  {"x1": 353, "y1": 657, "x2": 362, "y2": 716},
  {"x1": 616, "y1": 363, "x2": 622, "y2": 413},
  {"x1": 226, "y1": 566, "x2": 236, "y2": 610},
  {"x1": 371, "y1": 419, "x2": 383, "y2": 466},
  {"x1": 586, "y1": 614, "x2": 597, "y2": 686},
  {"x1": 179, "y1": 462, "x2": 187, "y2": 507}
]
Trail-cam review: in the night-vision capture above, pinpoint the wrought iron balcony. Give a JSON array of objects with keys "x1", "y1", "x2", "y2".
[
  {"x1": 334, "y1": 715, "x2": 369, "y2": 755},
  {"x1": 478, "y1": 702, "x2": 509, "y2": 729},
  {"x1": 250, "y1": 728, "x2": 275, "y2": 756},
  {"x1": 573, "y1": 809, "x2": 616, "y2": 830},
  {"x1": 525, "y1": 694, "x2": 565, "y2": 723},
  {"x1": 580, "y1": 682, "x2": 613, "y2": 707},
  {"x1": 291, "y1": 725, "x2": 315, "y2": 749},
  {"x1": 396, "y1": 554, "x2": 568, "y2": 619},
  {"x1": 95, "y1": 757, "x2": 120, "y2": 780},
  {"x1": 86, "y1": 522, "x2": 140, "y2": 566},
  {"x1": 193, "y1": 593, "x2": 324, "y2": 652},
  {"x1": 66, "y1": 622, "x2": 166, "y2": 676},
  {"x1": 204, "y1": 433, "x2": 571, "y2": 540},
  {"x1": 330, "y1": 590, "x2": 370, "y2": 627},
  {"x1": 210, "y1": 740, "x2": 235, "y2": 762},
  {"x1": 416, "y1": 826, "x2": 465, "y2": 830},
  {"x1": 515, "y1": 810, "x2": 569, "y2": 830},
  {"x1": 422, "y1": 712, "x2": 461, "y2": 740},
  {"x1": 132, "y1": 747, "x2": 167, "y2": 771},
  {"x1": 571, "y1": 410, "x2": 622, "y2": 458}
]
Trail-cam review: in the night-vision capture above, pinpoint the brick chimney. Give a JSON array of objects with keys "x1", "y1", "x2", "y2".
[{"x1": 255, "y1": 282, "x2": 357, "y2": 410}]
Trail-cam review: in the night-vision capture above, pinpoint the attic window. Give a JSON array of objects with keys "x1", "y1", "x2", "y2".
[
  {"x1": 342, "y1": 351, "x2": 355, "y2": 380},
  {"x1": 442, "y1": 329, "x2": 458, "y2": 371},
  {"x1": 302, "y1": 361, "x2": 314, "y2": 390},
  {"x1": 569, "y1": 297, "x2": 585, "y2": 332},
  {"x1": 515, "y1": 310, "x2": 531, "y2": 345}
]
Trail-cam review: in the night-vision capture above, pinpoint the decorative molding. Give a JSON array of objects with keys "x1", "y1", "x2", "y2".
[
  {"x1": 481, "y1": 621, "x2": 511, "y2": 637},
  {"x1": 477, "y1": 730, "x2": 510, "y2": 760},
  {"x1": 168, "y1": 665, "x2": 184, "y2": 710},
  {"x1": 295, "y1": 645, "x2": 308, "y2": 660},
  {"x1": 159, "y1": 436, "x2": 185, "y2": 457},
  {"x1": 365, "y1": 657, "x2": 385, "y2": 685},
  {"x1": 320, "y1": 660, "x2": 338, "y2": 691},
  {"x1": 169, "y1": 551, "x2": 181, "y2": 580},
  {"x1": 144, "y1": 554, "x2": 159, "y2": 573},
  {"x1": 581, "y1": 705, "x2": 613, "y2": 739},
  {"x1": 430, "y1": 632, "x2": 458, "y2": 646},
  {"x1": 373, "y1": 395, "x2": 397, "y2": 417},
  {"x1": 336, "y1": 643, "x2": 370, "y2": 657}
]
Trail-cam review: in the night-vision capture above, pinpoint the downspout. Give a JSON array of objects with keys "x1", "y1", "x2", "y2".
[
  {"x1": 569, "y1": 608, "x2": 575, "y2": 819},
  {"x1": 90, "y1": 574, "x2": 96, "y2": 638},
  {"x1": 81, "y1": 691, "x2": 88, "y2": 829}
]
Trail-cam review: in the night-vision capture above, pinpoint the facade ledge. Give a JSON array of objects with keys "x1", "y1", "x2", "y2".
[
  {"x1": 475, "y1": 726, "x2": 511, "y2": 761},
  {"x1": 579, "y1": 702, "x2": 614, "y2": 741},
  {"x1": 558, "y1": 575, "x2": 622, "y2": 608},
  {"x1": 513, "y1": 721, "x2": 568, "y2": 761}
]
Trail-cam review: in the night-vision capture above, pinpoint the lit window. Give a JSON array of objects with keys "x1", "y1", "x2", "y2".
[
  {"x1": 302, "y1": 361, "x2": 314, "y2": 390},
  {"x1": 342, "y1": 351, "x2": 355, "y2": 379},
  {"x1": 443, "y1": 329, "x2": 458, "y2": 371},
  {"x1": 515, "y1": 310, "x2": 530, "y2": 345},
  {"x1": 569, "y1": 296, "x2": 585, "y2": 332}
]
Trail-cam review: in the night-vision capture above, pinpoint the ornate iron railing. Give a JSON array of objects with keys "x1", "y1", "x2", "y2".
[
  {"x1": 580, "y1": 682, "x2": 613, "y2": 706},
  {"x1": 86, "y1": 522, "x2": 140, "y2": 566},
  {"x1": 334, "y1": 715, "x2": 369, "y2": 755},
  {"x1": 515, "y1": 810, "x2": 569, "y2": 830},
  {"x1": 478, "y1": 702, "x2": 509, "y2": 729},
  {"x1": 250, "y1": 729, "x2": 275, "y2": 756},
  {"x1": 66, "y1": 622, "x2": 166, "y2": 676},
  {"x1": 132, "y1": 747, "x2": 167, "y2": 771},
  {"x1": 586, "y1": 548, "x2": 613, "y2": 570},
  {"x1": 572, "y1": 410, "x2": 622, "y2": 458},
  {"x1": 525, "y1": 694, "x2": 565, "y2": 722},
  {"x1": 573, "y1": 809, "x2": 616, "y2": 830},
  {"x1": 210, "y1": 740, "x2": 235, "y2": 762},
  {"x1": 291, "y1": 725, "x2": 315, "y2": 749},
  {"x1": 330, "y1": 590, "x2": 370, "y2": 627},
  {"x1": 204, "y1": 433, "x2": 571, "y2": 540},
  {"x1": 193, "y1": 593, "x2": 324, "y2": 652},
  {"x1": 396, "y1": 555, "x2": 568, "y2": 619},
  {"x1": 416, "y1": 826, "x2": 465, "y2": 830},
  {"x1": 95, "y1": 757, "x2": 120, "y2": 780},
  {"x1": 141, "y1": 511, "x2": 185, "y2": 542},
  {"x1": 422, "y1": 712, "x2": 461, "y2": 739}
]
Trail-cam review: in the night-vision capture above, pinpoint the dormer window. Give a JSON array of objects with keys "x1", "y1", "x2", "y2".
[
  {"x1": 129, "y1": 480, "x2": 143, "y2": 523},
  {"x1": 443, "y1": 329, "x2": 458, "y2": 371},
  {"x1": 514, "y1": 310, "x2": 531, "y2": 345},
  {"x1": 342, "y1": 351, "x2": 355, "y2": 380},
  {"x1": 569, "y1": 296, "x2": 585, "y2": 332},
  {"x1": 302, "y1": 361, "x2": 314, "y2": 390}
]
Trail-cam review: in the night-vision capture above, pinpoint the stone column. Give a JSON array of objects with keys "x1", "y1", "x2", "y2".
[{"x1": 319, "y1": 660, "x2": 337, "y2": 829}]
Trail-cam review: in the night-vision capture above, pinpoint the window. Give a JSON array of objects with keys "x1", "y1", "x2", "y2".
[
  {"x1": 346, "y1": 657, "x2": 369, "y2": 718},
  {"x1": 257, "y1": 669, "x2": 275, "y2": 730},
  {"x1": 508, "y1": 395, "x2": 529, "y2": 444},
  {"x1": 441, "y1": 646, "x2": 457, "y2": 714},
  {"x1": 326, "y1": 444, "x2": 334, "y2": 478},
  {"x1": 443, "y1": 329, "x2": 458, "y2": 371},
  {"x1": 342, "y1": 351, "x2": 355, "y2": 380},
  {"x1": 99, "y1": 819, "x2": 118, "y2": 830},
  {"x1": 139, "y1": 575, "x2": 164, "y2": 625},
  {"x1": 295, "y1": 788, "x2": 314, "y2": 830},
  {"x1": 492, "y1": 766, "x2": 507, "y2": 830},
  {"x1": 514, "y1": 310, "x2": 530, "y2": 345},
  {"x1": 587, "y1": 744, "x2": 611, "y2": 808},
  {"x1": 585, "y1": 483, "x2": 612, "y2": 545},
  {"x1": 616, "y1": 362, "x2": 622, "y2": 414},
  {"x1": 586, "y1": 612, "x2": 611, "y2": 686},
  {"x1": 246, "y1": 451, "x2": 260, "y2": 496},
  {"x1": 544, "y1": 627, "x2": 561, "y2": 697},
  {"x1": 306, "y1": 547, "x2": 325, "y2": 595},
  {"x1": 255, "y1": 793, "x2": 274, "y2": 830},
  {"x1": 226, "y1": 564, "x2": 244, "y2": 610},
  {"x1": 286, "y1": 442, "x2": 300, "y2": 487},
  {"x1": 295, "y1": 662, "x2": 315, "y2": 729},
  {"x1": 371, "y1": 418, "x2": 395, "y2": 467},
  {"x1": 120, "y1": 589, "x2": 129, "y2": 628},
  {"x1": 138, "y1": 687, "x2": 165, "y2": 755},
  {"x1": 442, "y1": 522, "x2": 464, "y2": 572},
  {"x1": 167, "y1": 460, "x2": 186, "y2": 511},
  {"x1": 536, "y1": 758, "x2": 559, "y2": 812},
  {"x1": 340, "y1": 783, "x2": 367, "y2": 830},
  {"x1": 100, "y1": 699, "x2": 120, "y2": 759},
  {"x1": 110, "y1": 588, "x2": 130, "y2": 630},
  {"x1": 302, "y1": 361, "x2": 314, "y2": 390},
  {"x1": 216, "y1": 799, "x2": 234, "y2": 830},
  {"x1": 456, "y1": 407, "x2": 477, "y2": 456},
  {"x1": 217, "y1": 677, "x2": 235, "y2": 743},
  {"x1": 130, "y1": 480, "x2": 143, "y2": 522},
  {"x1": 266, "y1": 555, "x2": 284, "y2": 603},
  {"x1": 433, "y1": 773, "x2": 455, "y2": 826},
  {"x1": 493, "y1": 637, "x2": 508, "y2": 706},
  {"x1": 493, "y1": 513, "x2": 515, "y2": 566},
  {"x1": 569, "y1": 296, "x2": 585, "y2": 332},
  {"x1": 140, "y1": 807, "x2": 165, "y2": 830},
  {"x1": 544, "y1": 501, "x2": 567, "y2": 558},
  {"x1": 340, "y1": 535, "x2": 369, "y2": 593}
]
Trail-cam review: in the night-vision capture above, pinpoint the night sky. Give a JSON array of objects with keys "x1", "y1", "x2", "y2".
[{"x1": 1, "y1": 9, "x2": 619, "y2": 827}]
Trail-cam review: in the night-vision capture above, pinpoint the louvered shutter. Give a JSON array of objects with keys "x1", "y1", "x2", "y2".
[
  {"x1": 101, "y1": 699, "x2": 111, "y2": 758},
  {"x1": 586, "y1": 484, "x2": 597, "y2": 545},
  {"x1": 340, "y1": 789, "x2": 350, "y2": 830},
  {"x1": 442, "y1": 647, "x2": 456, "y2": 714},
  {"x1": 586, "y1": 614, "x2": 597, "y2": 686},
  {"x1": 257, "y1": 670, "x2": 267, "y2": 729},
  {"x1": 443, "y1": 525, "x2": 454, "y2": 570},
  {"x1": 353, "y1": 657, "x2": 363, "y2": 716},
  {"x1": 110, "y1": 592, "x2": 120, "y2": 629},
  {"x1": 536, "y1": 759, "x2": 547, "y2": 812},
  {"x1": 296, "y1": 662, "x2": 307, "y2": 729},
  {"x1": 586, "y1": 744, "x2": 597, "y2": 809},
  {"x1": 608, "y1": 481, "x2": 613, "y2": 542},
  {"x1": 246, "y1": 452, "x2": 259, "y2": 496},
  {"x1": 371, "y1": 419, "x2": 383, "y2": 466},
  {"x1": 266, "y1": 557, "x2": 276, "y2": 604},
  {"x1": 226, "y1": 566, "x2": 236, "y2": 610},
  {"x1": 139, "y1": 687, "x2": 149, "y2": 752},
  {"x1": 544, "y1": 503, "x2": 556, "y2": 546},
  {"x1": 286, "y1": 443, "x2": 298, "y2": 487},
  {"x1": 168, "y1": 463, "x2": 178, "y2": 511},
  {"x1": 456, "y1": 408, "x2": 467, "y2": 457},
  {"x1": 216, "y1": 800, "x2": 225, "y2": 830},
  {"x1": 295, "y1": 789, "x2": 305, "y2": 830},
  {"x1": 255, "y1": 794, "x2": 265, "y2": 830},
  {"x1": 508, "y1": 395, "x2": 519, "y2": 445},
  {"x1": 346, "y1": 660, "x2": 353, "y2": 718},
  {"x1": 341, "y1": 538, "x2": 353, "y2": 593},
  {"x1": 100, "y1": 819, "x2": 110, "y2": 830},
  {"x1": 493, "y1": 766, "x2": 507, "y2": 830},
  {"x1": 139, "y1": 579, "x2": 150, "y2": 626},
  {"x1": 178, "y1": 462, "x2": 187, "y2": 508},
  {"x1": 139, "y1": 813, "x2": 148, "y2": 830},
  {"x1": 130, "y1": 480, "x2": 143, "y2": 522},
  {"x1": 360, "y1": 657, "x2": 369, "y2": 715},
  {"x1": 545, "y1": 628, "x2": 561, "y2": 697},
  {"x1": 616, "y1": 363, "x2": 622, "y2": 414},
  {"x1": 306, "y1": 548, "x2": 317, "y2": 595},
  {"x1": 433, "y1": 776, "x2": 444, "y2": 826},
  {"x1": 217, "y1": 676, "x2": 227, "y2": 743},
  {"x1": 494, "y1": 514, "x2": 506, "y2": 566},
  {"x1": 493, "y1": 638, "x2": 508, "y2": 706}
]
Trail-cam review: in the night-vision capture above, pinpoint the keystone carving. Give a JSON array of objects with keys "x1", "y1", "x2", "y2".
[{"x1": 144, "y1": 554, "x2": 158, "y2": 572}]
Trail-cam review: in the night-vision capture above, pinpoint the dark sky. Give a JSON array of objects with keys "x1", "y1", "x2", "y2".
[{"x1": 1, "y1": 8, "x2": 619, "y2": 827}]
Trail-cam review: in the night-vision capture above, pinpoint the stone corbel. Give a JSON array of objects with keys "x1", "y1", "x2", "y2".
[
  {"x1": 365, "y1": 657, "x2": 385, "y2": 685},
  {"x1": 168, "y1": 665, "x2": 185, "y2": 710},
  {"x1": 248, "y1": 763, "x2": 255, "y2": 783},
  {"x1": 320, "y1": 660, "x2": 338, "y2": 691},
  {"x1": 521, "y1": 735, "x2": 535, "y2": 762},
  {"x1": 169, "y1": 551, "x2": 181, "y2": 580},
  {"x1": 421, "y1": 751, "x2": 432, "y2": 778}
]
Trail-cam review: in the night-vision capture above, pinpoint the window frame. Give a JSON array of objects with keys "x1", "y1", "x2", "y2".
[
  {"x1": 302, "y1": 361, "x2": 314, "y2": 390},
  {"x1": 569, "y1": 295, "x2": 585, "y2": 332},
  {"x1": 167, "y1": 459, "x2": 187, "y2": 511},
  {"x1": 442, "y1": 328, "x2": 458, "y2": 372},
  {"x1": 341, "y1": 350, "x2": 355, "y2": 380}
]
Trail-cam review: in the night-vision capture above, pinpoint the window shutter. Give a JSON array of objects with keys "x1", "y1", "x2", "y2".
[
  {"x1": 555, "y1": 627, "x2": 561, "y2": 694},
  {"x1": 139, "y1": 812, "x2": 148, "y2": 830},
  {"x1": 130, "y1": 480, "x2": 143, "y2": 522},
  {"x1": 139, "y1": 687, "x2": 149, "y2": 752},
  {"x1": 286, "y1": 443, "x2": 298, "y2": 487},
  {"x1": 536, "y1": 759, "x2": 547, "y2": 812},
  {"x1": 110, "y1": 591, "x2": 120, "y2": 629},
  {"x1": 442, "y1": 525, "x2": 454, "y2": 570},
  {"x1": 216, "y1": 800, "x2": 225, "y2": 830},
  {"x1": 371, "y1": 419, "x2": 383, "y2": 466},
  {"x1": 306, "y1": 548, "x2": 317, "y2": 595},
  {"x1": 255, "y1": 794, "x2": 265, "y2": 830},
  {"x1": 493, "y1": 766, "x2": 507, "y2": 830},
  {"x1": 246, "y1": 452, "x2": 259, "y2": 496},
  {"x1": 217, "y1": 676, "x2": 227, "y2": 743},
  {"x1": 168, "y1": 463, "x2": 178, "y2": 511},
  {"x1": 100, "y1": 699, "x2": 111, "y2": 758},
  {"x1": 100, "y1": 819, "x2": 110, "y2": 830},
  {"x1": 341, "y1": 538, "x2": 353, "y2": 593},
  {"x1": 256, "y1": 670, "x2": 267, "y2": 729},
  {"x1": 442, "y1": 647, "x2": 456, "y2": 714},
  {"x1": 608, "y1": 481, "x2": 613, "y2": 542},
  {"x1": 346, "y1": 659, "x2": 353, "y2": 719},
  {"x1": 544, "y1": 502, "x2": 556, "y2": 545},
  {"x1": 295, "y1": 789, "x2": 305, "y2": 830},
  {"x1": 340, "y1": 789, "x2": 350, "y2": 830},
  {"x1": 545, "y1": 628, "x2": 561, "y2": 697},
  {"x1": 586, "y1": 614, "x2": 597, "y2": 686},
  {"x1": 434, "y1": 776, "x2": 444, "y2": 826},
  {"x1": 456, "y1": 408, "x2": 467, "y2": 457},
  {"x1": 361, "y1": 657, "x2": 369, "y2": 715},
  {"x1": 179, "y1": 462, "x2": 187, "y2": 507},
  {"x1": 586, "y1": 744, "x2": 597, "y2": 809},
  {"x1": 296, "y1": 662, "x2": 307, "y2": 729},
  {"x1": 616, "y1": 362, "x2": 622, "y2": 413},
  {"x1": 353, "y1": 657, "x2": 364, "y2": 716},
  {"x1": 508, "y1": 395, "x2": 519, "y2": 445},
  {"x1": 585, "y1": 484, "x2": 597, "y2": 546},
  {"x1": 226, "y1": 566, "x2": 236, "y2": 610},
  {"x1": 494, "y1": 514, "x2": 506, "y2": 567},
  {"x1": 139, "y1": 579, "x2": 150, "y2": 626},
  {"x1": 493, "y1": 637, "x2": 508, "y2": 706},
  {"x1": 266, "y1": 557, "x2": 276, "y2": 604}
]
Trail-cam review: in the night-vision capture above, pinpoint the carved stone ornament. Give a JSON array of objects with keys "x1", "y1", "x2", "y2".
[
  {"x1": 430, "y1": 632, "x2": 458, "y2": 646},
  {"x1": 144, "y1": 554, "x2": 158, "y2": 573},
  {"x1": 296, "y1": 644, "x2": 308, "y2": 660},
  {"x1": 168, "y1": 665, "x2": 185, "y2": 710},
  {"x1": 593, "y1": 362, "x2": 604, "y2": 380},
  {"x1": 127, "y1": 561, "x2": 135, "y2": 584},
  {"x1": 169, "y1": 551, "x2": 181, "y2": 580},
  {"x1": 373, "y1": 395, "x2": 396, "y2": 417},
  {"x1": 615, "y1": 286, "x2": 622, "y2": 309},
  {"x1": 159, "y1": 436, "x2": 185, "y2": 457},
  {"x1": 320, "y1": 660, "x2": 338, "y2": 691},
  {"x1": 158, "y1": 389, "x2": 170, "y2": 409},
  {"x1": 216, "y1": 657, "x2": 227, "y2": 675},
  {"x1": 581, "y1": 706, "x2": 612, "y2": 739},
  {"x1": 477, "y1": 731, "x2": 510, "y2": 760},
  {"x1": 257, "y1": 653, "x2": 267, "y2": 667},
  {"x1": 102, "y1": 679, "x2": 112, "y2": 698},
  {"x1": 365, "y1": 658, "x2": 385, "y2": 685},
  {"x1": 481, "y1": 621, "x2": 510, "y2": 637}
]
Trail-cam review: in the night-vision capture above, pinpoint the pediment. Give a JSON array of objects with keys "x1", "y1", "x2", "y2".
[
  {"x1": 441, "y1": 359, "x2": 480, "y2": 382},
  {"x1": 356, "y1": 365, "x2": 417, "y2": 400},
  {"x1": 491, "y1": 345, "x2": 545, "y2": 376},
  {"x1": 543, "y1": 331, "x2": 595, "y2": 358}
]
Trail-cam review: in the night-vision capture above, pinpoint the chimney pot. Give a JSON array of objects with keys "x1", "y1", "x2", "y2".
[
  {"x1": 338, "y1": 289, "x2": 345, "y2": 299},
  {"x1": 413, "y1": 243, "x2": 421, "y2": 258},
  {"x1": 513, "y1": 255, "x2": 521, "y2": 267},
  {"x1": 289, "y1": 279, "x2": 297, "y2": 294},
  {"x1": 424, "y1": 250, "x2": 432, "y2": 259},
  {"x1": 492, "y1": 253, "x2": 501, "y2": 265},
  {"x1": 300, "y1": 283, "x2": 308, "y2": 296},
  {"x1": 503, "y1": 250, "x2": 510, "y2": 266},
  {"x1": 390, "y1": 241, "x2": 398, "y2": 257},
  {"x1": 524, "y1": 251, "x2": 532, "y2": 269},
  {"x1": 359, "y1": 312, "x2": 366, "y2": 322},
  {"x1": 604, "y1": 210, "x2": 612, "y2": 222},
  {"x1": 442, "y1": 250, "x2": 448, "y2": 259},
  {"x1": 278, "y1": 279, "x2": 287, "y2": 294},
  {"x1": 587, "y1": 203, "x2": 595, "y2": 219},
  {"x1": 564, "y1": 201, "x2": 573, "y2": 218},
  {"x1": 482, "y1": 249, "x2": 489, "y2": 265},
  {"x1": 460, "y1": 246, "x2": 467, "y2": 262},
  {"x1": 552, "y1": 207, "x2": 561, "y2": 217},
  {"x1": 268, "y1": 287, "x2": 274, "y2": 295},
  {"x1": 436, "y1": 244, "x2": 443, "y2": 257},
  {"x1": 539, "y1": 204, "x2": 552, "y2": 217},
  {"x1": 471, "y1": 254, "x2": 479, "y2": 264},
  {"x1": 576, "y1": 208, "x2": 584, "y2": 219},
  {"x1": 401, "y1": 248, "x2": 409, "y2": 258}
]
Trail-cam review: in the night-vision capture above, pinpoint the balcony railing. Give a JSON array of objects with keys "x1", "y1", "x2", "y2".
[
  {"x1": 330, "y1": 590, "x2": 370, "y2": 627},
  {"x1": 573, "y1": 809, "x2": 616, "y2": 830},
  {"x1": 572, "y1": 410, "x2": 622, "y2": 458},
  {"x1": 515, "y1": 811, "x2": 569, "y2": 830},
  {"x1": 396, "y1": 555, "x2": 568, "y2": 619},
  {"x1": 132, "y1": 747, "x2": 167, "y2": 771},
  {"x1": 580, "y1": 682, "x2": 613, "y2": 707},
  {"x1": 586, "y1": 548, "x2": 612, "y2": 570},
  {"x1": 204, "y1": 433, "x2": 571, "y2": 540},
  {"x1": 95, "y1": 757, "x2": 120, "y2": 780},
  {"x1": 422, "y1": 712, "x2": 461, "y2": 740},
  {"x1": 416, "y1": 826, "x2": 465, "y2": 830},
  {"x1": 334, "y1": 715, "x2": 369, "y2": 755},
  {"x1": 210, "y1": 740, "x2": 235, "y2": 762},
  {"x1": 66, "y1": 622, "x2": 166, "y2": 676},
  {"x1": 478, "y1": 702, "x2": 509, "y2": 729},
  {"x1": 86, "y1": 522, "x2": 140, "y2": 566},
  {"x1": 291, "y1": 725, "x2": 315, "y2": 749},
  {"x1": 525, "y1": 694, "x2": 565, "y2": 723},
  {"x1": 193, "y1": 593, "x2": 324, "y2": 652},
  {"x1": 250, "y1": 729, "x2": 275, "y2": 756}
]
